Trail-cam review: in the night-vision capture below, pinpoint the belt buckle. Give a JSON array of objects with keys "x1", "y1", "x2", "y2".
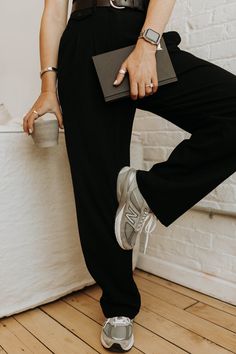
[{"x1": 109, "y1": 0, "x2": 126, "y2": 9}]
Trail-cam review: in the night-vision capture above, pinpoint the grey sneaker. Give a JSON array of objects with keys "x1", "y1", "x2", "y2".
[
  {"x1": 100, "y1": 316, "x2": 134, "y2": 352},
  {"x1": 115, "y1": 166, "x2": 157, "y2": 253}
]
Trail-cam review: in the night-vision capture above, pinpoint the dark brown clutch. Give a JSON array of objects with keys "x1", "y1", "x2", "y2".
[{"x1": 92, "y1": 36, "x2": 178, "y2": 102}]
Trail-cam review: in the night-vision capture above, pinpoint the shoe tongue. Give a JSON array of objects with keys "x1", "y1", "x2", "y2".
[{"x1": 111, "y1": 326, "x2": 127, "y2": 340}]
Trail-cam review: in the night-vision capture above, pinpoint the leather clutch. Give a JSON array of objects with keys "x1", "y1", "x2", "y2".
[{"x1": 92, "y1": 36, "x2": 178, "y2": 102}]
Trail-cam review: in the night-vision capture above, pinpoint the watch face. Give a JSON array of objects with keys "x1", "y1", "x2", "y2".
[{"x1": 146, "y1": 28, "x2": 160, "y2": 43}]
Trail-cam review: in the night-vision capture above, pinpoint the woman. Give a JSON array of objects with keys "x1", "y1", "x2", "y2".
[{"x1": 22, "y1": 0, "x2": 236, "y2": 352}]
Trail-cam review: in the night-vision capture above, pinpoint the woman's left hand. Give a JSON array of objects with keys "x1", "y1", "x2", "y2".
[{"x1": 113, "y1": 39, "x2": 159, "y2": 100}]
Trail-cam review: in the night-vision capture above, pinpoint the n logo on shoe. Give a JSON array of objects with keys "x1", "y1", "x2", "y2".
[{"x1": 125, "y1": 205, "x2": 138, "y2": 225}]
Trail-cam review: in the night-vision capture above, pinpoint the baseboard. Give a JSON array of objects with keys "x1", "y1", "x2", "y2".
[{"x1": 136, "y1": 253, "x2": 236, "y2": 305}]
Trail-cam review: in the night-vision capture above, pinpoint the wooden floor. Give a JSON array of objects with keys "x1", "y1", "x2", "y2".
[{"x1": 1, "y1": 269, "x2": 236, "y2": 354}]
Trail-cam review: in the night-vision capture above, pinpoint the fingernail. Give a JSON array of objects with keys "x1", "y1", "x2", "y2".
[{"x1": 113, "y1": 80, "x2": 118, "y2": 85}]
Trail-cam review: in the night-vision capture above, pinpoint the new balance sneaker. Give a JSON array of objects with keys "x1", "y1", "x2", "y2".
[
  {"x1": 115, "y1": 166, "x2": 157, "y2": 253},
  {"x1": 101, "y1": 316, "x2": 134, "y2": 352}
]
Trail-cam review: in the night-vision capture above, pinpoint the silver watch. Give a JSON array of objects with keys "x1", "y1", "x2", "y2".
[{"x1": 138, "y1": 28, "x2": 161, "y2": 46}]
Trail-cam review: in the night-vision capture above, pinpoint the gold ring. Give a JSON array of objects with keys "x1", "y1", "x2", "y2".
[
  {"x1": 145, "y1": 83, "x2": 154, "y2": 88},
  {"x1": 33, "y1": 109, "x2": 40, "y2": 117}
]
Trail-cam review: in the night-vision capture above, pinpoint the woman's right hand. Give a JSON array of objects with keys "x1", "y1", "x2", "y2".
[{"x1": 22, "y1": 91, "x2": 64, "y2": 135}]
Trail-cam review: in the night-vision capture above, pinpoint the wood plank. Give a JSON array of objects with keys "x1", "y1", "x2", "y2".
[
  {"x1": 83, "y1": 284, "x2": 102, "y2": 300},
  {"x1": 134, "y1": 324, "x2": 188, "y2": 354},
  {"x1": 14, "y1": 308, "x2": 97, "y2": 354},
  {"x1": 41, "y1": 299, "x2": 140, "y2": 354},
  {"x1": 1, "y1": 270, "x2": 235, "y2": 354},
  {"x1": 186, "y1": 302, "x2": 236, "y2": 333},
  {"x1": 134, "y1": 274, "x2": 197, "y2": 309},
  {"x1": 0, "y1": 317, "x2": 51, "y2": 354},
  {"x1": 80, "y1": 287, "x2": 232, "y2": 354},
  {"x1": 64, "y1": 290, "x2": 105, "y2": 324},
  {"x1": 0, "y1": 320, "x2": 32, "y2": 354},
  {"x1": 63, "y1": 291, "x2": 187, "y2": 354},
  {"x1": 137, "y1": 307, "x2": 232, "y2": 354},
  {"x1": 139, "y1": 289, "x2": 236, "y2": 353},
  {"x1": 134, "y1": 269, "x2": 236, "y2": 316}
]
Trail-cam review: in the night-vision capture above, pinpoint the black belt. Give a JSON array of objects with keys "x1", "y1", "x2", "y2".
[{"x1": 71, "y1": 0, "x2": 148, "y2": 14}]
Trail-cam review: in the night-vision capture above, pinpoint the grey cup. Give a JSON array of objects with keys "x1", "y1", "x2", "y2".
[{"x1": 31, "y1": 116, "x2": 59, "y2": 148}]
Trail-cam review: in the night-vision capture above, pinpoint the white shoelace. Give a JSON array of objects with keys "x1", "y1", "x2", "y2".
[
  {"x1": 143, "y1": 214, "x2": 157, "y2": 254},
  {"x1": 103, "y1": 316, "x2": 132, "y2": 328}
]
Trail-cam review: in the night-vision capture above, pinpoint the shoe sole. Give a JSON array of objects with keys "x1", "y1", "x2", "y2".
[
  {"x1": 115, "y1": 166, "x2": 136, "y2": 250},
  {"x1": 100, "y1": 332, "x2": 134, "y2": 352}
]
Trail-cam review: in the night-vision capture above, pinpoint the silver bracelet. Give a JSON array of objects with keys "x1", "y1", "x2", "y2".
[{"x1": 40, "y1": 66, "x2": 58, "y2": 79}]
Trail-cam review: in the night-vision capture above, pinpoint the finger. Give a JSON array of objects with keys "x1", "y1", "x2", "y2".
[
  {"x1": 138, "y1": 81, "x2": 146, "y2": 99},
  {"x1": 113, "y1": 64, "x2": 127, "y2": 86},
  {"x1": 129, "y1": 78, "x2": 138, "y2": 100},
  {"x1": 27, "y1": 108, "x2": 43, "y2": 134},
  {"x1": 23, "y1": 112, "x2": 31, "y2": 134},
  {"x1": 144, "y1": 81, "x2": 154, "y2": 96},
  {"x1": 151, "y1": 74, "x2": 159, "y2": 94},
  {"x1": 23, "y1": 109, "x2": 35, "y2": 134},
  {"x1": 55, "y1": 106, "x2": 64, "y2": 129}
]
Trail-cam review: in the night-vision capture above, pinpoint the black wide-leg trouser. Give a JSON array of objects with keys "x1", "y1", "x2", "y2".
[{"x1": 57, "y1": 6, "x2": 236, "y2": 319}]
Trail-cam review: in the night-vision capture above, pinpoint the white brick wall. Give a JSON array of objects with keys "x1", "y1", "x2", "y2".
[{"x1": 134, "y1": 0, "x2": 236, "y2": 304}]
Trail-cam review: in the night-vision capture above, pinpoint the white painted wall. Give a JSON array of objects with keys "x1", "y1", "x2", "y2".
[
  {"x1": 0, "y1": 0, "x2": 72, "y2": 119},
  {"x1": 0, "y1": 1, "x2": 42, "y2": 118}
]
